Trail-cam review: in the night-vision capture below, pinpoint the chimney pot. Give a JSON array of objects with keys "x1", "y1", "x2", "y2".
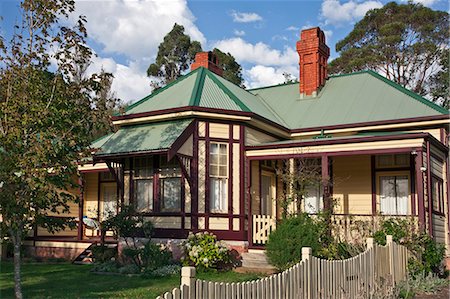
[
  {"x1": 191, "y1": 51, "x2": 223, "y2": 76},
  {"x1": 296, "y1": 27, "x2": 330, "y2": 97}
]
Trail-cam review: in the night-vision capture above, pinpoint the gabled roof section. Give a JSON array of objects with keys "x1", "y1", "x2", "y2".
[
  {"x1": 249, "y1": 70, "x2": 448, "y2": 130},
  {"x1": 122, "y1": 67, "x2": 285, "y2": 126},
  {"x1": 95, "y1": 119, "x2": 192, "y2": 157}
]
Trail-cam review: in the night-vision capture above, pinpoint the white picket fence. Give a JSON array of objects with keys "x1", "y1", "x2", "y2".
[{"x1": 156, "y1": 235, "x2": 409, "y2": 299}]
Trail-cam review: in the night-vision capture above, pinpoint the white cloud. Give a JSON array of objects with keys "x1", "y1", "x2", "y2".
[
  {"x1": 230, "y1": 11, "x2": 263, "y2": 23},
  {"x1": 286, "y1": 26, "x2": 299, "y2": 31},
  {"x1": 213, "y1": 38, "x2": 297, "y2": 66},
  {"x1": 87, "y1": 55, "x2": 152, "y2": 103},
  {"x1": 234, "y1": 29, "x2": 246, "y2": 37},
  {"x1": 245, "y1": 65, "x2": 298, "y2": 89},
  {"x1": 320, "y1": 0, "x2": 382, "y2": 26},
  {"x1": 73, "y1": 0, "x2": 205, "y2": 60}
]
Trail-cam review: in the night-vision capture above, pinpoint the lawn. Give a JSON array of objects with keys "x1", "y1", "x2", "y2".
[{"x1": 0, "y1": 262, "x2": 264, "y2": 298}]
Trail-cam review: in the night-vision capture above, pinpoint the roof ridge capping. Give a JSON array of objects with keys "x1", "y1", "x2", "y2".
[
  {"x1": 330, "y1": 70, "x2": 448, "y2": 114},
  {"x1": 122, "y1": 67, "x2": 202, "y2": 115}
]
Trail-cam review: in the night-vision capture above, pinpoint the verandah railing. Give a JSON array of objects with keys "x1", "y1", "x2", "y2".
[
  {"x1": 252, "y1": 215, "x2": 277, "y2": 245},
  {"x1": 156, "y1": 235, "x2": 409, "y2": 299}
]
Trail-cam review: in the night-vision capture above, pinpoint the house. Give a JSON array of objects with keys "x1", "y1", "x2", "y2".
[{"x1": 25, "y1": 27, "x2": 450, "y2": 264}]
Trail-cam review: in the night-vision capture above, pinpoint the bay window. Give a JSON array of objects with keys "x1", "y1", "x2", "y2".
[
  {"x1": 210, "y1": 143, "x2": 228, "y2": 213},
  {"x1": 160, "y1": 156, "x2": 182, "y2": 212},
  {"x1": 134, "y1": 157, "x2": 153, "y2": 212}
]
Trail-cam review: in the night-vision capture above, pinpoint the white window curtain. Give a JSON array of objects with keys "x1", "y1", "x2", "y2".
[
  {"x1": 210, "y1": 178, "x2": 228, "y2": 212},
  {"x1": 161, "y1": 178, "x2": 181, "y2": 212},
  {"x1": 380, "y1": 176, "x2": 408, "y2": 215},
  {"x1": 304, "y1": 185, "x2": 323, "y2": 214},
  {"x1": 135, "y1": 179, "x2": 153, "y2": 212}
]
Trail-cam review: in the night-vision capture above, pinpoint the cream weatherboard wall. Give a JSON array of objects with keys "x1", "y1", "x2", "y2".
[{"x1": 332, "y1": 155, "x2": 372, "y2": 215}]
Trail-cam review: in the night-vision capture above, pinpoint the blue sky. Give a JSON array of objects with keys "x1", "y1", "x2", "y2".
[{"x1": 0, "y1": 0, "x2": 447, "y2": 103}]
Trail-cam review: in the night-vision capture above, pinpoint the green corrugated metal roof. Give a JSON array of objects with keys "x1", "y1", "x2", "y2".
[
  {"x1": 122, "y1": 68, "x2": 447, "y2": 130},
  {"x1": 95, "y1": 119, "x2": 192, "y2": 156},
  {"x1": 90, "y1": 133, "x2": 113, "y2": 149},
  {"x1": 249, "y1": 70, "x2": 447, "y2": 129}
]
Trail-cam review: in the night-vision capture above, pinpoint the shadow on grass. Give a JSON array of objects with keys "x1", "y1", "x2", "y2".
[{"x1": 0, "y1": 262, "x2": 179, "y2": 298}]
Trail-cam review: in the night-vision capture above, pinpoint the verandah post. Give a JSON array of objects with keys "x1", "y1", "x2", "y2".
[{"x1": 181, "y1": 266, "x2": 196, "y2": 299}]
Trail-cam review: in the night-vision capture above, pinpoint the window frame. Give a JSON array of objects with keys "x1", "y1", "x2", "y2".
[
  {"x1": 377, "y1": 172, "x2": 411, "y2": 216},
  {"x1": 209, "y1": 142, "x2": 229, "y2": 213},
  {"x1": 431, "y1": 175, "x2": 445, "y2": 215}
]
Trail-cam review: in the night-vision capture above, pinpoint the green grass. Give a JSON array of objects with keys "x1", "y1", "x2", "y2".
[{"x1": 0, "y1": 261, "x2": 264, "y2": 298}]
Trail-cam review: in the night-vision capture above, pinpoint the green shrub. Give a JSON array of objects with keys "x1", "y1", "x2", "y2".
[
  {"x1": 182, "y1": 232, "x2": 230, "y2": 271},
  {"x1": 266, "y1": 213, "x2": 320, "y2": 270},
  {"x1": 118, "y1": 264, "x2": 141, "y2": 274},
  {"x1": 373, "y1": 218, "x2": 446, "y2": 277},
  {"x1": 143, "y1": 264, "x2": 181, "y2": 278},
  {"x1": 91, "y1": 245, "x2": 117, "y2": 263},
  {"x1": 397, "y1": 272, "x2": 449, "y2": 298}
]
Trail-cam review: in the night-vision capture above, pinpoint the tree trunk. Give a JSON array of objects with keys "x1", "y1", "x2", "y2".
[{"x1": 12, "y1": 230, "x2": 23, "y2": 299}]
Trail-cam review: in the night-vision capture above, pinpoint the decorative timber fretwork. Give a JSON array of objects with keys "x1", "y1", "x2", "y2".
[
  {"x1": 176, "y1": 154, "x2": 193, "y2": 188},
  {"x1": 105, "y1": 160, "x2": 124, "y2": 202}
]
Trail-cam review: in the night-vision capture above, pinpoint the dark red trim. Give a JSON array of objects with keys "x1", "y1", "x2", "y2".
[
  {"x1": 94, "y1": 150, "x2": 167, "y2": 161},
  {"x1": 97, "y1": 173, "x2": 101, "y2": 224},
  {"x1": 205, "y1": 122, "x2": 210, "y2": 230},
  {"x1": 77, "y1": 177, "x2": 84, "y2": 241},
  {"x1": 426, "y1": 141, "x2": 433, "y2": 235},
  {"x1": 258, "y1": 161, "x2": 262, "y2": 214},
  {"x1": 79, "y1": 168, "x2": 109, "y2": 174},
  {"x1": 168, "y1": 120, "x2": 196, "y2": 160},
  {"x1": 112, "y1": 106, "x2": 289, "y2": 135},
  {"x1": 27, "y1": 236, "x2": 118, "y2": 244},
  {"x1": 447, "y1": 154, "x2": 450, "y2": 243},
  {"x1": 129, "y1": 158, "x2": 134, "y2": 207},
  {"x1": 410, "y1": 155, "x2": 416, "y2": 215},
  {"x1": 247, "y1": 159, "x2": 253, "y2": 245},
  {"x1": 247, "y1": 147, "x2": 422, "y2": 161},
  {"x1": 430, "y1": 175, "x2": 445, "y2": 215},
  {"x1": 415, "y1": 151, "x2": 426, "y2": 230},
  {"x1": 191, "y1": 121, "x2": 199, "y2": 230},
  {"x1": 199, "y1": 136, "x2": 237, "y2": 143},
  {"x1": 153, "y1": 156, "x2": 160, "y2": 212},
  {"x1": 113, "y1": 106, "x2": 252, "y2": 121},
  {"x1": 291, "y1": 114, "x2": 449, "y2": 134},
  {"x1": 239, "y1": 125, "x2": 246, "y2": 236},
  {"x1": 228, "y1": 124, "x2": 233, "y2": 232},
  {"x1": 371, "y1": 156, "x2": 376, "y2": 215},
  {"x1": 247, "y1": 133, "x2": 429, "y2": 151}
]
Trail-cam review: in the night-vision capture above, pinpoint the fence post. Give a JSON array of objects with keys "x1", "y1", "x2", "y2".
[
  {"x1": 181, "y1": 266, "x2": 196, "y2": 299},
  {"x1": 366, "y1": 237, "x2": 374, "y2": 250},
  {"x1": 386, "y1": 235, "x2": 395, "y2": 285},
  {"x1": 302, "y1": 247, "x2": 312, "y2": 299}
]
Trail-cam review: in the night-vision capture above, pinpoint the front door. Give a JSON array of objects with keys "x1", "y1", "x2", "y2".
[
  {"x1": 261, "y1": 173, "x2": 275, "y2": 216},
  {"x1": 100, "y1": 183, "x2": 117, "y2": 220}
]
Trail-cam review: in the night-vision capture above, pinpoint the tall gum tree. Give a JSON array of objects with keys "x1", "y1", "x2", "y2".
[
  {"x1": 329, "y1": 2, "x2": 449, "y2": 106},
  {"x1": 0, "y1": 1, "x2": 104, "y2": 298}
]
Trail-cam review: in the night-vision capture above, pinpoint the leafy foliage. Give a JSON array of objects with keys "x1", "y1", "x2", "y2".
[
  {"x1": 266, "y1": 214, "x2": 321, "y2": 270},
  {"x1": 329, "y1": 2, "x2": 449, "y2": 103},
  {"x1": 373, "y1": 218, "x2": 446, "y2": 277},
  {"x1": 0, "y1": 0, "x2": 118, "y2": 297},
  {"x1": 182, "y1": 232, "x2": 231, "y2": 271},
  {"x1": 397, "y1": 272, "x2": 449, "y2": 299},
  {"x1": 212, "y1": 48, "x2": 244, "y2": 87},
  {"x1": 147, "y1": 23, "x2": 202, "y2": 88},
  {"x1": 100, "y1": 206, "x2": 173, "y2": 273}
]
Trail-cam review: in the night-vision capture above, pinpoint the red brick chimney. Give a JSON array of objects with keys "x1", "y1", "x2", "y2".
[
  {"x1": 296, "y1": 27, "x2": 330, "y2": 97},
  {"x1": 191, "y1": 51, "x2": 223, "y2": 76}
]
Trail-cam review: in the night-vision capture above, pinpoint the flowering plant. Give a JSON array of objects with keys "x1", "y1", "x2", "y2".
[{"x1": 182, "y1": 232, "x2": 230, "y2": 270}]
